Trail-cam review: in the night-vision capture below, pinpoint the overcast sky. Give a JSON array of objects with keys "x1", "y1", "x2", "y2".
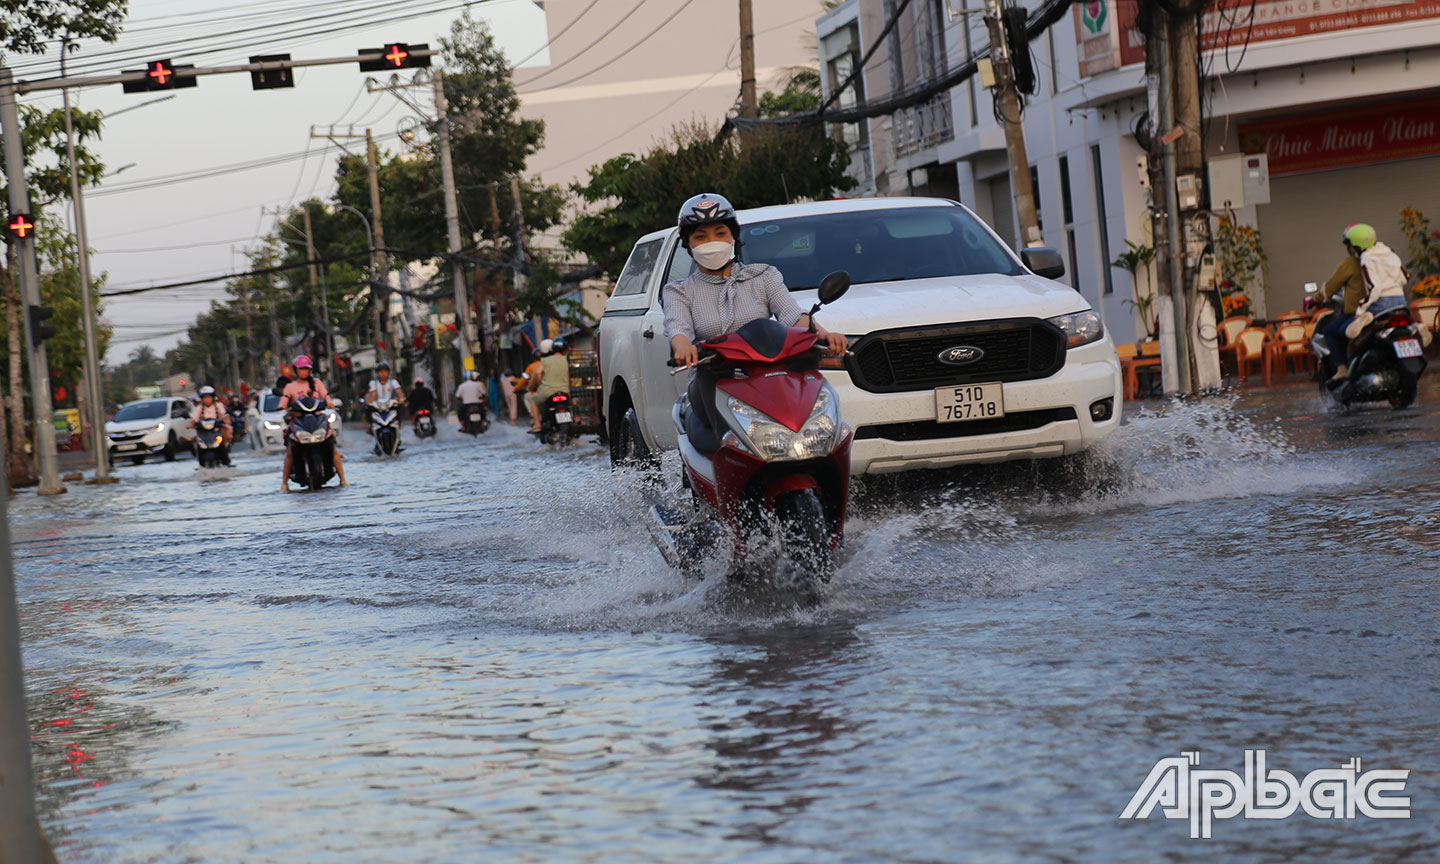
[{"x1": 10, "y1": 0, "x2": 820, "y2": 361}]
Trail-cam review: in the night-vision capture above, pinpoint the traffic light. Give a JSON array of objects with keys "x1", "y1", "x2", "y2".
[
  {"x1": 358, "y1": 43, "x2": 431, "y2": 72},
  {"x1": 122, "y1": 59, "x2": 198, "y2": 93},
  {"x1": 28, "y1": 305, "x2": 56, "y2": 342},
  {"x1": 249, "y1": 54, "x2": 294, "y2": 90},
  {"x1": 6, "y1": 213, "x2": 34, "y2": 240}
]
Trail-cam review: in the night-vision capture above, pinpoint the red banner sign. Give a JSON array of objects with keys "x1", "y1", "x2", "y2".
[
  {"x1": 1236, "y1": 94, "x2": 1440, "y2": 175},
  {"x1": 1112, "y1": 0, "x2": 1440, "y2": 71}
]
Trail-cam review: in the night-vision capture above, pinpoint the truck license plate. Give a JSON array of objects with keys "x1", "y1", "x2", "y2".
[
  {"x1": 1394, "y1": 339, "x2": 1421, "y2": 358},
  {"x1": 935, "y1": 383, "x2": 1004, "y2": 423}
]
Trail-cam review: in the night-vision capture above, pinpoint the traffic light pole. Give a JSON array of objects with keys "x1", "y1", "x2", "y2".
[
  {"x1": 1, "y1": 67, "x2": 64, "y2": 496},
  {"x1": 60, "y1": 49, "x2": 114, "y2": 484}
]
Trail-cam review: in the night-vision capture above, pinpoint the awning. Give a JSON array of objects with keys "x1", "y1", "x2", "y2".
[{"x1": 511, "y1": 317, "x2": 565, "y2": 350}]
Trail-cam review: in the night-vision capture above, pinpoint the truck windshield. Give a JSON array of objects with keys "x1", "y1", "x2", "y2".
[
  {"x1": 738, "y1": 206, "x2": 1023, "y2": 290},
  {"x1": 112, "y1": 400, "x2": 167, "y2": 422}
]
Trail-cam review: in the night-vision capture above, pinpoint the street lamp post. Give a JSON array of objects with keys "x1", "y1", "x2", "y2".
[{"x1": 329, "y1": 203, "x2": 376, "y2": 367}]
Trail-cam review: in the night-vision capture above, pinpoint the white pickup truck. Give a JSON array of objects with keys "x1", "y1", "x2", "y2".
[{"x1": 599, "y1": 197, "x2": 1122, "y2": 475}]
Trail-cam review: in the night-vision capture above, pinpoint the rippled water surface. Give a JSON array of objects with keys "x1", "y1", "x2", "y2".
[{"x1": 12, "y1": 381, "x2": 1440, "y2": 863}]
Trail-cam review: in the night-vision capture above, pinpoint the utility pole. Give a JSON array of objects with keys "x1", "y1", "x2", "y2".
[
  {"x1": 0, "y1": 67, "x2": 64, "y2": 495},
  {"x1": 738, "y1": 0, "x2": 757, "y2": 118},
  {"x1": 59, "y1": 47, "x2": 112, "y2": 484},
  {"x1": 982, "y1": 0, "x2": 1042, "y2": 249},
  {"x1": 511, "y1": 176, "x2": 536, "y2": 347},
  {"x1": 489, "y1": 181, "x2": 505, "y2": 351},
  {"x1": 309, "y1": 126, "x2": 388, "y2": 365},
  {"x1": 300, "y1": 204, "x2": 321, "y2": 359},
  {"x1": 1146, "y1": 6, "x2": 1193, "y2": 395},
  {"x1": 1171, "y1": 11, "x2": 1208, "y2": 391},
  {"x1": 434, "y1": 71, "x2": 475, "y2": 370}
]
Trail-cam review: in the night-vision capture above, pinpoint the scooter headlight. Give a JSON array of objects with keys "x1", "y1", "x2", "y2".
[
  {"x1": 263, "y1": 420, "x2": 283, "y2": 430},
  {"x1": 725, "y1": 385, "x2": 843, "y2": 461}
]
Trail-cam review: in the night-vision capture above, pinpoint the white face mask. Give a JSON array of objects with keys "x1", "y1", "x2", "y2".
[{"x1": 691, "y1": 240, "x2": 734, "y2": 271}]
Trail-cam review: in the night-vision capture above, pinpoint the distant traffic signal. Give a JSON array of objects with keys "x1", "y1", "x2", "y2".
[
  {"x1": 250, "y1": 54, "x2": 294, "y2": 90},
  {"x1": 122, "y1": 59, "x2": 198, "y2": 93},
  {"x1": 358, "y1": 43, "x2": 431, "y2": 72},
  {"x1": 27, "y1": 305, "x2": 56, "y2": 342},
  {"x1": 7, "y1": 213, "x2": 34, "y2": 240}
]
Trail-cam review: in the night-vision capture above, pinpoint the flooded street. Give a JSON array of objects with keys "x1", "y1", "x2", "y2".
[{"x1": 12, "y1": 379, "x2": 1440, "y2": 863}]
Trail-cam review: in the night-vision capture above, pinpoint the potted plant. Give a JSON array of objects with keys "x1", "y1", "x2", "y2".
[{"x1": 1112, "y1": 240, "x2": 1157, "y2": 340}]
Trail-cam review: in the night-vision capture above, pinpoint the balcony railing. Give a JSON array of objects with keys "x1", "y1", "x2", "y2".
[{"x1": 893, "y1": 93, "x2": 953, "y2": 158}]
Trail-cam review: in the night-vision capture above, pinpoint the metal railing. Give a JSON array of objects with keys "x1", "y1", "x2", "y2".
[{"x1": 893, "y1": 92, "x2": 954, "y2": 158}]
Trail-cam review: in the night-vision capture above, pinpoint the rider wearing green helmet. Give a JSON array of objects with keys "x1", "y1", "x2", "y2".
[{"x1": 1319, "y1": 223, "x2": 1409, "y2": 381}]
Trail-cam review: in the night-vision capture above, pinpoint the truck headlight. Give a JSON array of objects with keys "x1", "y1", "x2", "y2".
[
  {"x1": 726, "y1": 385, "x2": 842, "y2": 461},
  {"x1": 1047, "y1": 310, "x2": 1103, "y2": 347}
]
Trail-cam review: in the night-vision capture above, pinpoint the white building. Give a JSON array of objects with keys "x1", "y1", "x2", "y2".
[{"x1": 819, "y1": 0, "x2": 1440, "y2": 344}]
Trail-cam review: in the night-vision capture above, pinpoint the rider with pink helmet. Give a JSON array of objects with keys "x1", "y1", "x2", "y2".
[{"x1": 278, "y1": 355, "x2": 348, "y2": 490}]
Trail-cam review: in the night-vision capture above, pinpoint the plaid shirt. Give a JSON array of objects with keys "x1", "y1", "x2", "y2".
[{"x1": 662, "y1": 263, "x2": 804, "y2": 344}]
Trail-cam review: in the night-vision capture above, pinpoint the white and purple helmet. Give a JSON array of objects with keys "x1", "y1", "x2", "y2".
[{"x1": 676, "y1": 193, "x2": 740, "y2": 249}]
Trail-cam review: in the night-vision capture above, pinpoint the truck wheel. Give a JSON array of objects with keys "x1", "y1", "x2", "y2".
[{"x1": 611, "y1": 407, "x2": 656, "y2": 470}]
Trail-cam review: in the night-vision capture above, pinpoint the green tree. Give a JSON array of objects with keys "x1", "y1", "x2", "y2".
[
  {"x1": 565, "y1": 121, "x2": 854, "y2": 277},
  {"x1": 0, "y1": 0, "x2": 128, "y2": 56}
]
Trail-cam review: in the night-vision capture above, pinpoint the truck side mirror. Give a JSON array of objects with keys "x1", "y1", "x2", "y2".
[
  {"x1": 818, "y1": 270, "x2": 851, "y2": 305},
  {"x1": 1021, "y1": 247, "x2": 1066, "y2": 281}
]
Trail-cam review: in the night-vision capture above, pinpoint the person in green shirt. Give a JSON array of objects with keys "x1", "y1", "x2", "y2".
[{"x1": 527, "y1": 338, "x2": 571, "y2": 431}]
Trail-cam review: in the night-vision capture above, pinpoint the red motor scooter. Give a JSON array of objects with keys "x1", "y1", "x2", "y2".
[{"x1": 651, "y1": 271, "x2": 853, "y2": 585}]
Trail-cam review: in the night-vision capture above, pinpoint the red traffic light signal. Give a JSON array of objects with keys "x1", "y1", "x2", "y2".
[
  {"x1": 122, "y1": 59, "x2": 198, "y2": 93},
  {"x1": 7, "y1": 213, "x2": 34, "y2": 239},
  {"x1": 358, "y1": 43, "x2": 431, "y2": 72}
]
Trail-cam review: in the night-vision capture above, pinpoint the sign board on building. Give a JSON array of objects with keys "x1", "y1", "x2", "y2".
[
  {"x1": 1080, "y1": 0, "x2": 1440, "y2": 75},
  {"x1": 1237, "y1": 94, "x2": 1440, "y2": 175},
  {"x1": 1074, "y1": 0, "x2": 1120, "y2": 77}
]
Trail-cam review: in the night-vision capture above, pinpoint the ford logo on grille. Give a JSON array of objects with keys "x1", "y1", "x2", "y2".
[{"x1": 937, "y1": 345, "x2": 985, "y2": 365}]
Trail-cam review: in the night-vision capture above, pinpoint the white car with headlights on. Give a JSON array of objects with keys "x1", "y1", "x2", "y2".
[
  {"x1": 599, "y1": 197, "x2": 1122, "y2": 475},
  {"x1": 105, "y1": 397, "x2": 196, "y2": 464}
]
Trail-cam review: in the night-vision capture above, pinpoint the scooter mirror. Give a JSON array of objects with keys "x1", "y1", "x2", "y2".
[
  {"x1": 818, "y1": 270, "x2": 851, "y2": 305},
  {"x1": 1303, "y1": 282, "x2": 1319, "y2": 295}
]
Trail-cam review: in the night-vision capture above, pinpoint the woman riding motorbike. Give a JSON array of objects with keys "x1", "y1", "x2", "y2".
[
  {"x1": 277, "y1": 355, "x2": 347, "y2": 491},
  {"x1": 189, "y1": 385, "x2": 232, "y2": 466},
  {"x1": 1320, "y1": 223, "x2": 1408, "y2": 382},
  {"x1": 661, "y1": 192, "x2": 846, "y2": 436}
]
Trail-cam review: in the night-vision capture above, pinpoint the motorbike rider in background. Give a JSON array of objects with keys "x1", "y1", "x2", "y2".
[
  {"x1": 1319, "y1": 223, "x2": 1409, "y2": 382},
  {"x1": 189, "y1": 385, "x2": 233, "y2": 466},
  {"x1": 409, "y1": 377, "x2": 437, "y2": 422},
  {"x1": 455, "y1": 371, "x2": 488, "y2": 417},
  {"x1": 277, "y1": 355, "x2": 347, "y2": 491},
  {"x1": 527, "y1": 338, "x2": 571, "y2": 432},
  {"x1": 662, "y1": 192, "x2": 847, "y2": 435}
]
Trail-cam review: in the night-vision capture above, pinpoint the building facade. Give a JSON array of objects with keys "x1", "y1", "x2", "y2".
[{"x1": 818, "y1": 0, "x2": 1440, "y2": 344}]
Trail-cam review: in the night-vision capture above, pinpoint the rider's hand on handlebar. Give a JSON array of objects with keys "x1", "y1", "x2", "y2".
[
  {"x1": 674, "y1": 343, "x2": 700, "y2": 368},
  {"x1": 820, "y1": 331, "x2": 848, "y2": 356}
]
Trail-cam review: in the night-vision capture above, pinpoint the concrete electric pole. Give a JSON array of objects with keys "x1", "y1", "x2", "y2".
[
  {"x1": 433, "y1": 71, "x2": 475, "y2": 369},
  {"x1": 738, "y1": 0, "x2": 757, "y2": 119},
  {"x1": 982, "y1": 0, "x2": 1042, "y2": 249},
  {"x1": 59, "y1": 48, "x2": 113, "y2": 484}
]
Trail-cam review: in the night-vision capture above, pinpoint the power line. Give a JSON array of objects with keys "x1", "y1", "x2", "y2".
[
  {"x1": 517, "y1": 0, "x2": 698, "y2": 94},
  {"x1": 505, "y1": 0, "x2": 603, "y2": 69},
  {"x1": 102, "y1": 249, "x2": 371, "y2": 296},
  {"x1": 515, "y1": 0, "x2": 652, "y2": 88},
  {"x1": 11, "y1": 0, "x2": 488, "y2": 79},
  {"x1": 95, "y1": 236, "x2": 261, "y2": 254}
]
